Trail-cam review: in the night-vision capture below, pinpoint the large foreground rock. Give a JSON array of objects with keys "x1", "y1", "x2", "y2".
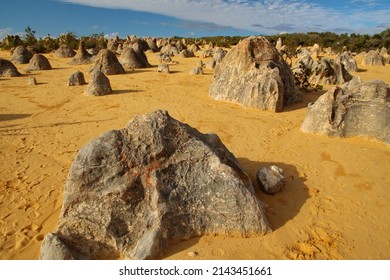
[
  {"x1": 40, "y1": 110, "x2": 271, "y2": 260},
  {"x1": 0, "y1": 58, "x2": 21, "y2": 77},
  {"x1": 301, "y1": 80, "x2": 390, "y2": 145},
  {"x1": 209, "y1": 36, "x2": 300, "y2": 112}
]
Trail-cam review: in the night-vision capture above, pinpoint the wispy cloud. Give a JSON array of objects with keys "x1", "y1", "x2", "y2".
[
  {"x1": 57, "y1": 0, "x2": 390, "y2": 34},
  {"x1": 0, "y1": 27, "x2": 13, "y2": 40}
]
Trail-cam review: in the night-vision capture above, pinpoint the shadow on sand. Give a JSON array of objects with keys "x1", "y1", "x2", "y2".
[
  {"x1": 0, "y1": 113, "x2": 32, "y2": 122},
  {"x1": 283, "y1": 90, "x2": 326, "y2": 112},
  {"x1": 238, "y1": 158, "x2": 309, "y2": 231}
]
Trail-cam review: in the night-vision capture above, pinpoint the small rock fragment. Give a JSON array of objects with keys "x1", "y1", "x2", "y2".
[{"x1": 257, "y1": 165, "x2": 285, "y2": 194}]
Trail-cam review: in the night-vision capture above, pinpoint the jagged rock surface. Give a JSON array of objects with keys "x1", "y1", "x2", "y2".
[
  {"x1": 209, "y1": 36, "x2": 300, "y2": 112},
  {"x1": 301, "y1": 80, "x2": 390, "y2": 145},
  {"x1": 308, "y1": 58, "x2": 352, "y2": 85},
  {"x1": 40, "y1": 110, "x2": 271, "y2": 260}
]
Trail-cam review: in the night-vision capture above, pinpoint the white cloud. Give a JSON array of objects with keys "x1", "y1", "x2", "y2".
[
  {"x1": 58, "y1": 0, "x2": 390, "y2": 34},
  {"x1": 0, "y1": 27, "x2": 13, "y2": 40},
  {"x1": 104, "y1": 32, "x2": 119, "y2": 39}
]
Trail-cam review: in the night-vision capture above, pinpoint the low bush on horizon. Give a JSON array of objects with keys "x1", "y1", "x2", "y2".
[{"x1": 1, "y1": 26, "x2": 389, "y2": 54}]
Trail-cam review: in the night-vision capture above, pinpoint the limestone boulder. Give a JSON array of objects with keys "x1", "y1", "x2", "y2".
[
  {"x1": 55, "y1": 45, "x2": 76, "y2": 58},
  {"x1": 146, "y1": 37, "x2": 160, "y2": 52},
  {"x1": 67, "y1": 71, "x2": 86, "y2": 86},
  {"x1": 90, "y1": 49, "x2": 125, "y2": 75},
  {"x1": 257, "y1": 165, "x2": 285, "y2": 194},
  {"x1": 308, "y1": 58, "x2": 352, "y2": 85},
  {"x1": 11, "y1": 45, "x2": 33, "y2": 64},
  {"x1": 70, "y1": 41, "x2": 93, "y2": 65},
  {"x1": 189, "y1": 66, "x2": 203, "y2": 75},
  {"x1": 0, "y1": 58, "x2": 21, "y2": 77},
  {"x1": 157, "y1": 64, "x2": 170, "y2": 73},
  {"x1": 120, "y1": 47, "x2": 151, "y2": 69},
  {"x1": 84, "y1": 70, "x2": 112, "y2": 96},
  {"x1": 209, "y1": 36, "x2": 300, "y2": 112},
  {"x1": 301, "y1": 80, "x2": 390, "y2": 145},
  {"x1": 335, "y1": 51, "x2": 358, "y2": 72},
  {"x1": 40, "y1": 110, "x2": 271, "y2": 260},
  {"x1": 131, "y1": 42, "x2": 152, "y2": 67},
  {"x1": 27, "y1": 54, "x2": 52, "y2": 70},
  {"x1": 363, "y1": 50, "x2": 385, "y2": 66},
  {"x1": 179, "y1": 49, "x2": 195, "y2": 58}
]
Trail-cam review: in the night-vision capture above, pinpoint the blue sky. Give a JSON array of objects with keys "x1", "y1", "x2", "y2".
[{"x1": 1, "y1": 0, "x2": 389, "y2": 39}]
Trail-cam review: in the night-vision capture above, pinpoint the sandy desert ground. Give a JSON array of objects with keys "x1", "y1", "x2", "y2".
[{"x1": 0, "y1": 48, "x2": 389, "y2": 260}]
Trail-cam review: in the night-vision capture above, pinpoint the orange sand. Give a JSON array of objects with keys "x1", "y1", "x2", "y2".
[{"x1": 0, "y1": 49, "x2": 389, "y2": 260}]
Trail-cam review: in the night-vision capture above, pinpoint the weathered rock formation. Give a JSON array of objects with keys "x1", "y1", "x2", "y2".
[
  {"x1": 179, "y1": 49, "x2": 195, "y2": 58},
  {"x1": 275, "y1": 38, "x2": 283, "y2": 51},
  {"x1": 27, "y1": 54, "x2": 52, "y2": 70},
  {"x1": 84, "y1": 70, "x2": 112, "y2": 96},
  {"x1": 189, "y1": 66, "x2": 203, "y2": 75},
  {"x1": 28, "y1": 77, "x2": 37, "y2": 85},
  {"x1": 120, "y1": 47, "x2": 151, "y2": 69},
  {"x1": 380, "y1": 47, "x2": 389, "y2": 64},
  {"x1": 209, "y1": 36, "x2": 300, "y2": 112},
  {"x1": 189, "y1": 43, "x2": 201, "y2": 53},
  {"x1": 157, "y1": 64, "x2": 170, "y2": 73},
  {"x1": 0, "y1": 58, "x2": 21, "y2": 77},
  {"x1": 67, "y1": 71, "x2": 86, "y2": 86},
  {"x1": 107, "y1": 35, "x2": 120, "y2": 52},
  {"x1": 70, "y1": 41, "x2": 93, "y2": 65},
  {"x1": 308, "y1": 58, "x2": 352, "y2": 85},
  {"x1": 146, "y1": 37, "x2": 160, "y2": 52},
  {"x1": 301, "y1": 80, "x2": 390, "y2": 145},
  {"x1": 363, "y1": 50, "x2": 386, "y2": 66},
  {"x1": 257, "y1": 165, "x2": 285, "y2": 194},
  {"x1": 131, "y1": 43, "x2": 152, "y2": 67},
  {"x1": 160, "y1": 44, "x2": 179, "y2": 56},
  {"x1": 90, "y1": 49, "x2": 125, "y2": 75},
  {"x1": 39, "y1": 110, "x2": 271, "y2": 260},
  {"x1": 55, "y1": 45, "x2": 76, "y2": 58},
  {"x1": 11, "y1": 45, "x2": 32, "y2": 64},
  {"x1": 335, "y1": 51, "x2": 358, "y2": 72}
]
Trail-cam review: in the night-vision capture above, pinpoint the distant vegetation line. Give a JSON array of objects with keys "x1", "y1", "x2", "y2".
[{"x1": 1, "y1": 26, "x2": 389, "y2": 53}]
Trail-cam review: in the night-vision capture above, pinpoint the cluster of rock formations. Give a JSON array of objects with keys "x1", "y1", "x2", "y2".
[
  {"x1": 291, "y1": 47, "x2": 353, "y2": 91},
  {"x1": 2, "y1": 36, "x2": 389, "y2": 260}
]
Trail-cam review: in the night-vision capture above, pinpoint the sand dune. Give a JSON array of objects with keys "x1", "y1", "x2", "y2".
[{"x1": 0, "y1": 49, "x2": 389, "y2": 260}]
